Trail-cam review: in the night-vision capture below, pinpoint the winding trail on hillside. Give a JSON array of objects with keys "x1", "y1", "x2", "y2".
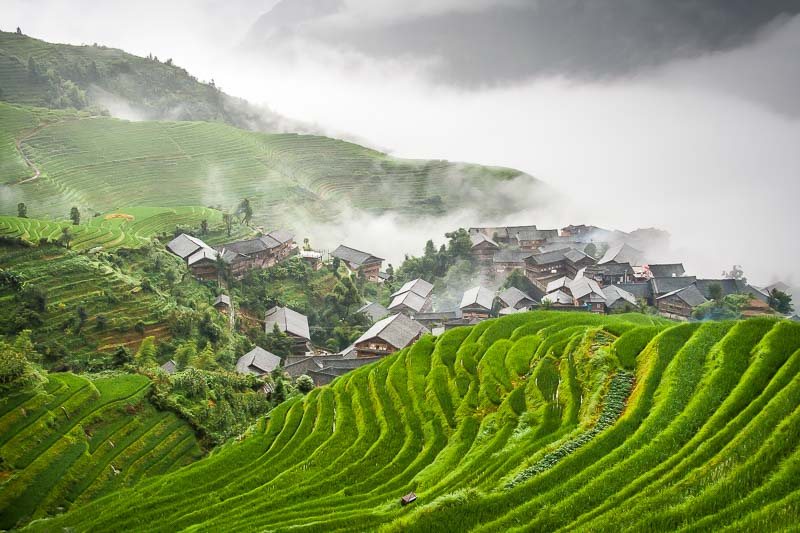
[{"x1": 15, "y1": 123, "x2": 47, "y2": 184}]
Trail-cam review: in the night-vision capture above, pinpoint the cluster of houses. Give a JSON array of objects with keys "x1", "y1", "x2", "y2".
[
  {"x1": 167, "y1": 231, "x2": 296, "y2": 280},
  {"x1": 159, "y1": 224, "x2": 794, "y2": 388},
  {"x1": 468, "y1": 224, "x2": 781, "y2": 320}
]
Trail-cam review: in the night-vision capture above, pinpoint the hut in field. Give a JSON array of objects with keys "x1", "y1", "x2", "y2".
[{"x1": 331, "y1": 245, "x2": 384, "y2": 282}]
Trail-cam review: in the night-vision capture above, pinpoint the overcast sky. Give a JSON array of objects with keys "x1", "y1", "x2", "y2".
[{"x1": 3, "y1": 1, "x2": 800, "y2": 285}]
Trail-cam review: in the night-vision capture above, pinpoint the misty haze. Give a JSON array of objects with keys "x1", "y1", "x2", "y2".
[{"x1": 0, "y1": 2, "x2": 799, "y2": 532}]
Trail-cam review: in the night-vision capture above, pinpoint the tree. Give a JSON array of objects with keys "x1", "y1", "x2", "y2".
[
  {"x1": 445, "y1": 228, "x2": 473, "y2": 261},
  {"x1": 272, "y1": 377, "x2": 287, "y2": 403},
  {"x1": 70, "y1": 207, "x2": 80, "y2": 225},
  {"x1": 722, "y1": 265, "x2": 746, "y2": 283},
  {"x1": 200, "y1": 219, "x2": 209, "y2": 235},
  {"x1": 768, "y1": 289, "x2": 794, "y2": 314},
  {"x1": 296, "y1": 374, "x2": 315, "y2": 393},
  {"x1": 303, "y1": 237, "x2": 311, "y2": 251},
  {"x1": 59, "y1": 226, "x2": 72, "y2": 249},
  {"x1": 17, "y1": 202, "x2": 27, "y2": 218},
  {"x1": 16, "y1": 27, "x2": 22, "y2": 35},
  {"x1": 222, "y1": 212, "x2": 233, "y2": 237},
  {"x1": 134, "y1": 337, "x2": 158, "y2": 368},
  {"x1": 708, "y1": 282, "x2": 723, "y2": 301},
  {"x1": 584, "y1": 243, "x2": 598, "y2": 259},
  {"x1": 263, "y1": 324, "x2": 293, "y2": 358},
  {"x1": 238, "y1": 198, "x2": 253, "y2": 225},
  {"x1": 174, "y1": 341, "x2": 197, "y2": 370},
  {"x1": 190, "y1": 343, "x2": 218, "y2": 370},
  {"x1": 502, "y1": 269, "x2": 538, "y2": 295}
]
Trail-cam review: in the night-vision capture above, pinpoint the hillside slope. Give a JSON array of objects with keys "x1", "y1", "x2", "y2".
[
  {"x1": 0, "y1": 372, "x2": 202, "y2": 530},
  {"x1": 26, "y1": 311, "x2": 800, "y2": 531},
  {"x1": 0, "y1": 30, "x2": 305, "y2": 133},
  {"x1": 0, "y1": 102, "x2": 534, "y2": 229}
]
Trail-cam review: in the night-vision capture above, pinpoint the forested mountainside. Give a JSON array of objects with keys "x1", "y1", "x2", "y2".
[
  {"x1": 0, "y1": 30, "x2": 304, "y2": 133},
  {"x1": 24, "y1": 312, "x2": 800, "y2": 532}
]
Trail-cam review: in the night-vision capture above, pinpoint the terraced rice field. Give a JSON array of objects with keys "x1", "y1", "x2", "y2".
[
  {"x1": 0, "y1": 206, "x2": 243, "y2": 251},
  {"x1": 26, "y1": 311, "x2": 800, "y2": 531},
  {"x1": 0, "y1": 372, "x2": 202, "y2": 530},
  {"x1": 0, "y1": 246, "x2": 182, "y2": 349},
  {"x1": 0, "y1": 102, "x2": 530, "y2": 228}
]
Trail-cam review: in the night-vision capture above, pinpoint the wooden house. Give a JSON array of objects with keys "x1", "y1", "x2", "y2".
[
  {"x1": 356, "y1": 301, "x2": 390, "y2": 323},
  {"x1": 584, "y1": 262, "x2": 635, "y2": 286},
  {"x1": 353, "y1": 314, "x2": 429, "y2": 358},
  {"x1": 331, "y1": 245, "x2": 384, "y2": 282},
  {"x1": 564, "y1": 249, "x2": 596, "y2": 277},
  {"x1": 265, "y1": 306, "x2": 311, "y2": 355},
  {"x1": 524, "y1": 248, "x2": 572, "y2": 290},
  {"x1": 216, "y1": 230, "x2": 296, "y2": 272},
  {"x1": 469, "y1": 233, "x2": 500, "y2": 264},
  {"x1": 496, "y1": 287, "x2": 537, "y2": 310},
  {"x1": 570, "y1": 278, "x2": 607, "y2": 314},
  {"x1": 459, "y1": 286, "x2": 495, "y2": 319},
  {"x1": 235, "y1": 346, "x2": 281, "y2": 376},
  {"x1": 604, "y1": 285, "x2": 639, "y2": 313},
  {"x1": 511, "y1": 228, "x2": 559, "y2": 251},
  {"x1": 656, "y1": 284, "x2": 708, "y2": 320},
  {"x1": 645, "y1": 263, "x2": 686, "y2": 279},
  {"x1": 213, "y1": 294, "x2": 231, "y2": 314},
  {"x1": 492, "y1": 249, "x2": 533, "y2": 274},
  {"x1": 598, "y1": 243, "x2": 644, "y2": 266}
]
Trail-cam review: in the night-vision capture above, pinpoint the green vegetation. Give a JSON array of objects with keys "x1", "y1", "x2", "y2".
[
  {"x1": 0, "y1": 371, "x2": 202, "y2": 530},
  {"x1": 21, "y1": 311, "x2": 800, "y2": 532},
  {"x1": 0, "y1": 101, "x2": 531, "y2": 228}
]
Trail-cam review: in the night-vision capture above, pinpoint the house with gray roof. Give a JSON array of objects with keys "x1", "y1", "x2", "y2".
[
  {"x1": 646, "y1": 263, "x2": 686, "y2": 278},
  {"x1": 543, "y1": 290, "x2": 574, "y2": 306},
  {"x1": 460, "y1": 286, "x2": 495, "y2": 319},
  {"x1": 511, "y1": 228, "x2": 559, "y2": 250},
  {"x1": 497, "y1": 287, "x2": 537, "y2": 310},
  {"x1": 656, "y1": 284, "x2": 708, "y2": 320},
  {"x1": 391, "y1": 278, "x2": 434, "y2": 299},
  {"x1": 235, "y1": 346, "x2": 281, "y2": 376},
  {"x1": 265, "y1": 306, "x2": 311, "y2": 354},
  {"x1": 598, "y1": 243, "x2": 644, "y2": 266},
  {"x1": 357, "y1": 301, "x2": 390, "y2": 323},
  {"x1": 604, "y1": 285, "x2": 639, "y2": 313},
  {"x1": 167, "y1": 234, "x2": 210, "y2": 260},
  {"x1": 493, "y1": 249, "x2": 533, "y2": 273},
  {"x1": 650, "y1": 276, "x2": 698, "y2": 300},
  {"x1": 331, "y1": 245, "x2": 384, "y2": 282},
  {"x1": 584, "y1": 263, "x2": 635, "y2": 286},
  {"x1": 388, "y1": 290, "x2": 430, "y2": 315},
  {"x1": 469, "y1": 233, "x2": 500, "y2": 263},
  {"x1": 353, "y1": 314, "x2": 429, "y2": 358},
  {"x1": 160, "y1": 359, "x2": 177, "y2": 374},
  {"x1": 213, "y1": 294, "x2": 231, "y2": 310}
]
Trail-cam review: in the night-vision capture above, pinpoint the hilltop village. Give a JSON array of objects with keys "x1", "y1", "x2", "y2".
[{"x1": 164, "y1": 222, "x2": 795, "y2": 386}]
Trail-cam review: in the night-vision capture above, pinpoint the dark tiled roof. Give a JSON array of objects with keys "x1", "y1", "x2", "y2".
[
  {"x1": 470, "y1": 233, "x2": 500, "y2": 249},
  {"x1": 357, "y1": 301, "x2": 390, "y2": 322},
  {"x1": 493, "y1": 249, "x2": 533, "y2": 263},
  {"x1": 354, "y1": 314, "x2": 428, "y2": 350},
  {"x1": 526, "y1": 248, "x2": 570, "y2": 265},
  {"x1": 647, "y1": 263, "x2": 686, "y2": 278},
  {"x1": 167, "y1": 234, "x2": 209, "y2": 259},
  {"x1": 513, "y1": 228, "x2": 558, "y2": 241},
  {"x1": 265, "y1": 306, "x2": 310, "y2": 340},
  {"x1": 564, "y1": 249, "x2": 592, "y2": 264},
  {"x1": 267, "y1": 229, "x2": 294, "y2": 244},
  {"x1": 214, "y1": 294, "x2": 231, "y2": 307},
  {"x1": 331, "y1": 245, "x2": 384, "y2": 266},
  {"x1": 598, "y1": 243, "x2": 644, "y2": 265},
  {"x1": 236, "y1": 347, "x2": 281, "y2": 375},
  {"x1": 658, "y1": 284, "x2": 708, "y2": 307},
  {"x1": 388, "y1": 291, "x2": 428, "y2": 313},
  {"x1": 460, "y1": 287, "x2": 495, "y2": 310},
  {"x1": 160, "y1": 360, "x2": 177, "y2": 374},
  {"x1": 650, "y1": 276, "x2": 698, "y2": 295},
  {"x1": 617, "y1": 283, "x2": 653, "y2": 300},
  {"x1": 497, "y1": 287, "x2": 535, "y2": 308},
  {"x1": 586, "y1": 262, "x2": 634, "y2": 276},
  {"x1": 391, "y1": 278, "x2": 434, "y2": 298}
]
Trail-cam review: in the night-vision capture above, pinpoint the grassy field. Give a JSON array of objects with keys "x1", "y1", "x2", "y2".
[
  {"x1": 21, "y1": 311, "x2": 800, "y2": 531},
  {"x1": 0, "y1": 101, "x2": 532, "y2": 230},
  {"x1": 0, "y1": 372, "x2": 202, "y2": 530}
]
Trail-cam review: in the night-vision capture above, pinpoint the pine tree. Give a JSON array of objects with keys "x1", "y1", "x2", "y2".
[
  {"x1": 174, "y1": 341, "x2": 197, "y2": 370},
  {"x1": 191, "y1": 343, "x2": 218, "y2": 370},
  {"x1": 135, "y1": 337, "x2": 158, "y2": 368}
]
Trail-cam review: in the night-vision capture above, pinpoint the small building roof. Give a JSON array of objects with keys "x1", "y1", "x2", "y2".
[
  {"x1": 236, "y1": 346, "x2": 281, "y2": 375},
  {"x1": 265, "y1": 306, "x2": 311, "y2": 340},
  {"x1": 469, "y1": 233, "x2": 499, "y2": 249},
  {"x1": 267, "y1": 229, "x2": 294, "y2": 244},
  {"x1": 546, "y1": 276, "x2": 571, "y2": 294},
  {"x1": 187, "y1": 247, "x2": 220, "y2": 266},
  {"x1": 526, "y1": 248, "x2": 571, "y2": 265},
  {"x1": 354, "y1": 313, "x2": 429, "y2": 351},
  {"x1": 543, "y1": 290, "x2": 573, "y2": 305},
  {"x1": 388, "y1": 291, "x2": 429, "y2": 313},
  {"x1": 331, "y1": 245, "x2": 384, "y2": 267},
  {"x1": 213, "y1": 294, "x2": 231, "y2": 307},
  {"x1": 650, "y1": 276, "x2": 698, "y2": 295},
  {"x1": 497, "y1": 287, "x2": 536, "y2": 309},
  {"x1": 160, "y1": 360, "x2": 177, "y2": 374},
  {"x1": 616, "y1": 283, "x2": 653, "y2": 301},
  {"x1": 391, "y1": 278, "x2": 434, "y2": 299},
  {"x1": 512, "y1": 228, "x2": 558, "y2": 241},
  {"x1": 598, "y1": 243, "x2": 644, "y2": 266},
  {"x1": 357, "y1": 301, "x2": 390, "y2": 323},
  {"x1": 586, "y1": 262, "x2": 635, "y2": 277},
  {"x1": 657, "y1": 284, "x2": 708, "y2": 307},
  {"x1": 570, "y1": 277, "x2": 606, "y2": 301},
  {"x1": 564, "y1": 248, "x2": 592, "y2": 264},
  {"x1": 167, "y1": 234, "x2": 209, "y2": 259},
  {"x1": 492, "y1": 249, "x2": 533, "y2": 264},
  {"x1": 604, "y1": 285, "x2": 638, "y2": 308},
  {"x1": 647, "y1": 263, "x2": 686, "y2": 278},
  {"x1": 460, "y1": 286, "x2": 495, "y2": 311}
]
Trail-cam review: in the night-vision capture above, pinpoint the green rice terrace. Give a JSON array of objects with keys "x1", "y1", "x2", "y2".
[
  {"x1": 0, "y1": 372, "x2": 202, "y2": 530},
  {"x1": 0, "y1": 101, "x2": 532, "y2": 229},
  {"x1": 17, "y1": 311, "x2": 800, "y2": 532}
]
